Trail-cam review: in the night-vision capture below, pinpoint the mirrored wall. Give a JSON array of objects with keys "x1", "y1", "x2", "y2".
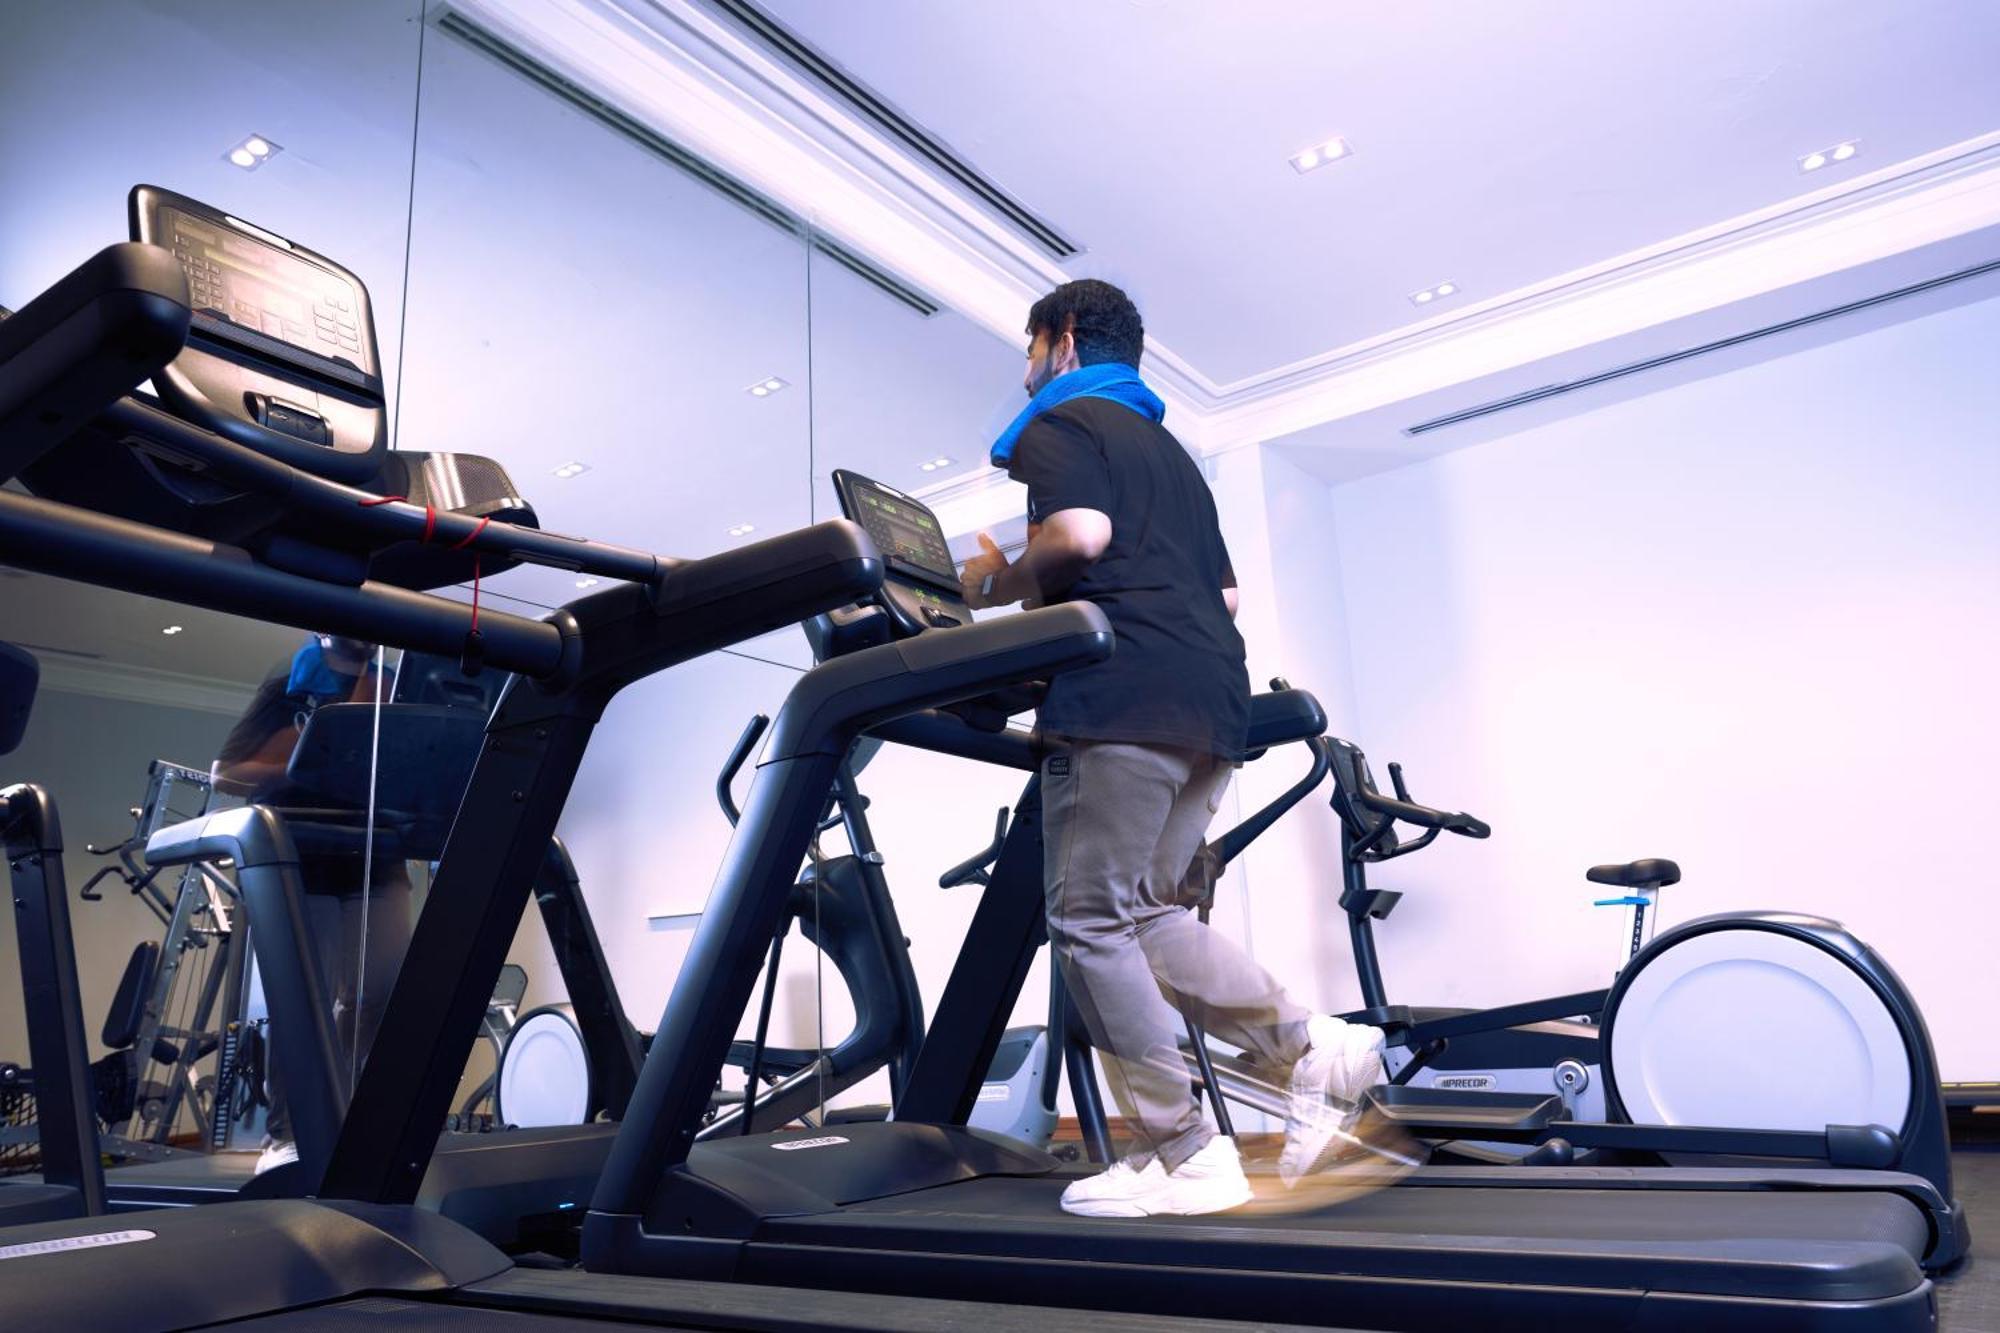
[
  {"x1": 0, "y1": 0, "x2": 1041, "y2": 1158},
  {"x1": 0, "y1": 0, "x2": 431, "y2": 1159}
]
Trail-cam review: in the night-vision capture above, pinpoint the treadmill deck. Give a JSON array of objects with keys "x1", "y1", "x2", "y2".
[{"x1": 703, "y1": 1171, "x2": 1941, "y2": 1331}]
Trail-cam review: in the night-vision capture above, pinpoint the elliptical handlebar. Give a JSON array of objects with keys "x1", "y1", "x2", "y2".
[
  {"x1": 1353, "y1": 781, "x2": 1491, "y2": 839},
  {"x1": 939, "y1": 807, "x2": 1009, "y2": 889},
  {"x1": 1327, "y1": 737, "x2": 1492, "y2": 847},
  {"x1": 716, "y1": 714, "x2": 771, "y2": 828}
]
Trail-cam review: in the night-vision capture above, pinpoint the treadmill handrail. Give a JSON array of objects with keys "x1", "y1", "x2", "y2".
[
  {"x1": 763, "y1": 603, "x2": 1114, "y2": 763},
  {"x1": 98, "y1": 392, "x2": 666, "y2": 585},
  {"x1": 0, "y1": 242, "x2": 190, "y2": 486},
  {"x1": 146, "y1": 804, "x2": 301, "y2": 870},
  {"x1": 591, "y1": 603, "x2": 1112, "y2": 1216},
  {"x1": 867, "y1": 709, "x2": 1040, "y2": 770},
  {"x1": 0, "y1": 487, "x2": 568, "y2": 677}
]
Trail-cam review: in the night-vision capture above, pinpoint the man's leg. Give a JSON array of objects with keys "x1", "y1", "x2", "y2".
[
  {"x1": 1044, "y1": 740, "x2": 1213, "y2": 1171},
  {"x1": 258, "y1": 889, "x2": 343, "y2": 1164},
  {"x1": 1131, "y1": 753, "x2": 1313, "y2": 1072},
  {"x1": 335, "y1": 863, "x2": 415, "y2": 1077},
  {"x1": 1136, "y1": 751, "x2": 1391, "y2": 1185}
]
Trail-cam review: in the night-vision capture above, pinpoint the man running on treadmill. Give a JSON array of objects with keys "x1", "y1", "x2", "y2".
[
  {"x1": 214, "y1": 633, "x2": 414, "y2": 1174},
  {"x1": 960, "y1": 280, "x2": 1385, "y2": 1216}
]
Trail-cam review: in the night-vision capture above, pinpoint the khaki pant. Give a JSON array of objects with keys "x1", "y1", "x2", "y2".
[{"x1": 1042, "y1": 740, "x2": 1310, "y2": 1169}]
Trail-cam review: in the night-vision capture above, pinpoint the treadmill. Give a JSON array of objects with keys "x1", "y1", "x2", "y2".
[
  {"x1": 0, "y1": 198, "x2": 1954, "y2": 1331},
  {"x1": 92, "y1": 665, "x2": 647, "y2": 1249},
  {"x1": 563, "y1": 470, "x2": 1958, "y2": 1331},
  {"x1": 0, "y1": 196, "x2": 1233, "y2": 1331}
]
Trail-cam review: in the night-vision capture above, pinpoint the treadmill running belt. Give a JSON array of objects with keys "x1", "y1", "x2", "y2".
[
  {"x1": 224, "y1": 1300, "x2": 684, "y2": 1331},
  {"x1": 729, "y1": 1174, "x2": 1936, "y2": 1330}
]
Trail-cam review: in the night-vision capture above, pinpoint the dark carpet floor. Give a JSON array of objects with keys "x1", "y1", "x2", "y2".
[{"x1": 1938, "y1": 1146, "x2": 1998, "y2": 1331}]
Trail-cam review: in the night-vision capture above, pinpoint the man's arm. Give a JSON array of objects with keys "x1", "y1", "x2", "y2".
[
  {"x1": 211, "y1": 676, "x2": 294, "y2": 795},
  {"x1": 967, "y1": 509, "x2": 1111, "y2": 609}
]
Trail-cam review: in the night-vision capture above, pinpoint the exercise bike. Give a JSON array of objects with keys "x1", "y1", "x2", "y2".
[{"x1": 1311, "y1": 731, "x2": 1966, "y2": 1263}]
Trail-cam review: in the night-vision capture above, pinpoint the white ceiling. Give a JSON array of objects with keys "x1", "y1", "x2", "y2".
[
  {"x1": 757, "y1": 0, "x2": 2000, "y2": 385},
  {"x1": 7, "y1": 0, "x2": 1998, "y2": 681}
]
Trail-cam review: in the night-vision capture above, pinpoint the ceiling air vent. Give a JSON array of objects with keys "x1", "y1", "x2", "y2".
[
  {"x1": 436, "y1": 11, "x2": 939, "y2": 318},
  {"x1": 701, "y1": 0, "x2": 1081, "y2": 260},
  {"x1": 1405, "y1": 257, "x2": 2000, "y2": 436}
]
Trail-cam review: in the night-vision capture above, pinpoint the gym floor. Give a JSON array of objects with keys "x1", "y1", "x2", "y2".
[{"x1": 1939, "y1": 1143, "x2": 1998, "y2": 1331}]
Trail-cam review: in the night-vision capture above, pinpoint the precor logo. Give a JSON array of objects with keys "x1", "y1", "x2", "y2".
[
  {"x1": 0, "y1": 1230, "x2": 157, "y2": 1262},
  {"x1": 771, "y1": 1135, "x2": 850, "y2": 1152},
  {"x1": 1436, "y1": 1075, "x2": 1497, "y2": 1091}
]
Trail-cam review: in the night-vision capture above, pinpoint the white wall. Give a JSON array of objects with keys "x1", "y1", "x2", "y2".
[
  {"x1": 1204, "y1": 447, "x2": 1359, "y2": 1020},
  {"x1": 1306, "y1": 293, "x2": 2000, "y2": 1082}
]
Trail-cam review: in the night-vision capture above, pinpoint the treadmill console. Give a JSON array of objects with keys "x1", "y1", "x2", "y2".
[
  {"x1": 828, "y1": 469, "x2": 971, "y2": 639},
  {"x1": 810, "y1": 468, "x2": 1044, "y2": 729},
  {"x1": 130, "y1": 184, "x2": 386, "y2": 482}
]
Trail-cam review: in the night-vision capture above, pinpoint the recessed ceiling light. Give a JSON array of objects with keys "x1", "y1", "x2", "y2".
[
  {"x1": 225, "y1": 134, "x2": 282, "y2": 171},
  {"x1": 161, "y1": 625, "x2": 184, "y2": 636},
  {"x1": 551, "y1": 461, "x2": 591, "y2": 479},
  {"x1": 918, "y1": 456, "x2": 955, "y2": 472},
  {"x1": 1409, "y1": 281, "x2": 1461, "y2": 307},
  {"x1": 1289, "y1": 136, "x2": 1352, "y2": 175},
  {"x1": 575, "y1": 577, "x2": 601, "y2": 589},
  {"x1": 726, "y1": 523, "x2": 756, "y2": 538},
  {"x1": 1798, "y1": 140, "x2": 1859, "y2": 173},
  {"x1": 747, "y1": 376, "x2": 789, "y2": 397}
]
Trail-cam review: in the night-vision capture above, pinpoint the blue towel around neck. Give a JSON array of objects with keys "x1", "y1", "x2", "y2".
[
  {"x1": 285, "y1": 637, "x2": 374, "y2": 705},
  {"x1": 990, "y1": 362, "x2": 1165, "y2": 467}
]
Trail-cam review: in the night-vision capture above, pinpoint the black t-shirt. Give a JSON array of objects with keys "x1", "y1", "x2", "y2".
[
  {"x1": 216, "y1": 664, "x2": 364, "y2": 804},
  {"x1": 1006, "y1": 397, "x2": 1249, "y2": 758}
]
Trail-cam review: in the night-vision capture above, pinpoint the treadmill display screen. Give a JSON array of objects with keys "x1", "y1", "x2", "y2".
[
  {"x1": 161, "y1": 204, "x2": 368, "y2": 368},
  {"x1": 842, "y1": 476, "x2": 957, "y2": 586}
]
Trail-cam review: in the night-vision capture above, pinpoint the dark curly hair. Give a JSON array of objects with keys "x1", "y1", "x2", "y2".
[{"x1": 1026, "y1": 279, "x2": 1144, "y2": 368}]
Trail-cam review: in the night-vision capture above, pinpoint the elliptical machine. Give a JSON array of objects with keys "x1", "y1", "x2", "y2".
[{"x1": 1317, "y1": 735, "x2": 1966, "y2": 1263}]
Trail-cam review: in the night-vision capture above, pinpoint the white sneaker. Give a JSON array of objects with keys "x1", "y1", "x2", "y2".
[
  {"x1": 1060, "y1": 1154, "x2": 1167, "y2": 1216},
  {"x1": 1279, "y1": 1016, "x2": 1385, "y2": 1187},
  {"x1": 254, "y1": 1140, "x2": 299, "y2": 1176},
  {"x1": 1060, "y1": 1137, "x2": 1252, "y2": 1217}
]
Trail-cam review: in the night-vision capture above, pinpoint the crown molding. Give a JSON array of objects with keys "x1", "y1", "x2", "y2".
[
  {"x1": 1197, "y1": 134, "x2": 2000, "y2": 451},
  {"x1": 36, "y1": 655, "x2": 256, "y2": 716},
  {"x1": 454, "y1": 0, "x2": 2000, "y2": 527}
]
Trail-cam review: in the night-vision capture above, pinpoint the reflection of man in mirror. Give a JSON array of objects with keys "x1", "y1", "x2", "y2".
[
  {"x1": 960, "y1": 280, "x2": 1386, "y2": 1216},
  {"x1": 214, "y1": 632, "x2": 413, "y2": 1175},
  {"x1": 215, "y1": 634, "x2": 385, "y2": 802}
]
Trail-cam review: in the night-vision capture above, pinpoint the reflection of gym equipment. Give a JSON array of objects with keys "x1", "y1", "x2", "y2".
[
  {"x1": 107, "y1": 662, "x2": 648, "y2": 1244},
  {"x1": 77, "y1": 761, "x2": 259, "y2": 1160},
  {"x1": 0, "y1": 640, "x2": 108, "y2": 1225},
  {"x1": 450, "y1": 962, "x2": 529, "y2": 1127},
  {"x1": 0, "y1": 183, "x2": 648, "y2": 1246}
]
